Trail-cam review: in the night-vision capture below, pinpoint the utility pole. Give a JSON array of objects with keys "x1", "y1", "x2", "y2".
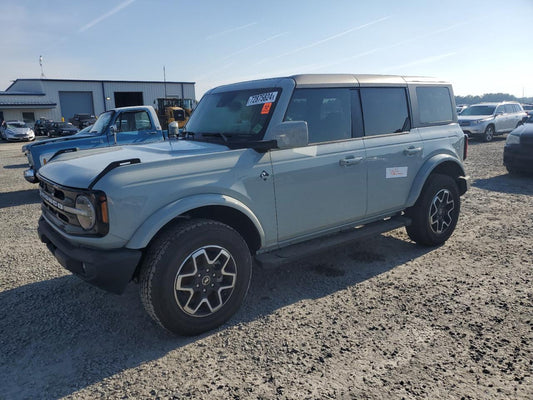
[
  {"x1": 39, "y1": 55, "x2": 46, "y2": 78},
  {"x1": 163, "y1": 66, "x2": 167, "y2": 98}
]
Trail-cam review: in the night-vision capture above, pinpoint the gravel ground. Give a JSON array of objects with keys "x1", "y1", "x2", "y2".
[{"x1": 0, "y1": 137, "x2": 531, "y2": 399}]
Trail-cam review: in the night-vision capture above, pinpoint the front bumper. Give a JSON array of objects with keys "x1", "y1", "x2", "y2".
[
  {"x1": 24, "y1": 168, "x2": 39, "y2": 183},
  {"x1": 503, "y1": 144, "x2": 533, "y2": 172},
  {"x1": 38, "y1": 217, "x2": 142, "y2": 294}
]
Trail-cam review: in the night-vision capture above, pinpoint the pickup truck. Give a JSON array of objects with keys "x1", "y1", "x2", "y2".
[
  {"x1": 36, "y1": 74, "x2": 468, "y2": 335},
  {"x1": 22, "y1": 105, "x2": 164, "y2": 183}
]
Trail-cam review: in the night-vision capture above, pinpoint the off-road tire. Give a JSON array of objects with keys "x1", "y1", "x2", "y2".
[
  {"x1": 140, "y1": 219, "x2": 252, "y2": 336},
  {"x1": 405, "y1": 174, "x2": 460, "y2": 246}
]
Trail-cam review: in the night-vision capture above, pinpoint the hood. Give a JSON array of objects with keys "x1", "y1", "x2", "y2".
[
  {"x1": 509, "y1": 122, "x2": 533, "y2": 137},
  {"x1": 458, "y1": 115, "x2": 494, "y2": 122},
  {"x1": 38, "y1": 139, "x2": 229, "y2": 188},
  {"x1": 6, "y1": 126, "x2": 32, "y2": 134},
  {"x1": 22, "y1": 134, "x2": 98, "y2": 152}
]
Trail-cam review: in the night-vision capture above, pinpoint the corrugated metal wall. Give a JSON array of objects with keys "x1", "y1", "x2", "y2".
[{"x1": 0, "y1": 79, "x2": 196, "y2": 124}]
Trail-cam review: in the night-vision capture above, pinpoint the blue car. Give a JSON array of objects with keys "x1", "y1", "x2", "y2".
[{"x1": 22, "y1": 105, "x2": 164, "y2": 183}]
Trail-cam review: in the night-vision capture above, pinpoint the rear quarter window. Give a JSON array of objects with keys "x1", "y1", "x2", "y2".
[{"x1": 416, "y1": 86, "x2": 453, "y2": 124}]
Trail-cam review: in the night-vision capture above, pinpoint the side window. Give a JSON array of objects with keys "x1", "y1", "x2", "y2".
[
  {"x1": 284, "y1": 88, "x2": 351, "y2": 143},
  {"x1": 416, "y1": 86, "x2": 453, "y2": 124},
  {"x1": 504, "y1": 104, "x2": 515, "y2": 113},
  {"x1": 115, "y1": 111, "x2": 152, "y2": 133},
  {"x1": 495, "y1": 105, "x2": 505, "y2": 114},
  {"x1": 360, "y1": 87, "x2": 410, "y2": 136}
]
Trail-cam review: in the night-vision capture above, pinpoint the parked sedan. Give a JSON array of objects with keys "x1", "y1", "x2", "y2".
[
  {"x1": 0, "y1": 120, "x2": 35, "y2": 141},
  {"x1": 504, "y1": 115, "x2": 533, "y2": 174},
  {"x1": 47, "y1": 122, "x2": 78, "y2": 137}
]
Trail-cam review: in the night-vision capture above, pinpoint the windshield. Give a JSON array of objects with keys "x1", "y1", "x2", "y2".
[
  {"x1": 186, "y1": 88, "x2": 281, "y2": 142},
  {"x1": 461, "y1": 105, "x2": 495, "y2": 116},
  {"x1": 89, "y1": 111, "x2": 114, "y2": 134},
  {"x1": 6, "y1": 122, "x2": 28, "y2": 128}
]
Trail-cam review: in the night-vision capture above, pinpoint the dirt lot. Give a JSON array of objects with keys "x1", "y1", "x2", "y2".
[{"x1": 0, "y1": 137, "x2": 531, "y2": 399}]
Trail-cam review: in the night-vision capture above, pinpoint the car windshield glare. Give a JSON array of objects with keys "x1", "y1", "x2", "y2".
[
  {"x1": 89, "y1": 111, "x2": 114, "y2": 134},
  {"x1": 461, "y1": 105, "x2": 496, "y2": 116},
  {"x1": 186, "y1": 88, "x2": 281, "y2": 140}
]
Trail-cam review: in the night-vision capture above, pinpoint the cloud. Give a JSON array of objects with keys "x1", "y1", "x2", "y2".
[
  {"x1": 381, "y1": 52, "x2": 457, "y2": 72},
  {"x1": 78, "y1": 0, "x2": 136, "y2": 33},
  {"x1": 205, "y1": 22, "x2": 258, "y2": 40},
  {"x1": 257, "y1": 16, "x2": 391, "y2": 65}
]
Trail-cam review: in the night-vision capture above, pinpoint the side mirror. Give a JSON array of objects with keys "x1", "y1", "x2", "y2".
[
  {"x1": 168, "y1": 121, "x2": 179, "y2": 138},
  {"x1": 270, "y1": 121, "x2": 308, "y2": 149},
  {"x1": 110, "y1": 124, "x2": 118, "y2": 144}
]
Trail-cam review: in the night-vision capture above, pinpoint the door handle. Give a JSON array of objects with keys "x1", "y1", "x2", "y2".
[
  {"x1": 404, "y1": 146, "x2": 422, "y2": 156},
  {"x1": 339, "y1": 156, "x2": 364, "y2": 166}
]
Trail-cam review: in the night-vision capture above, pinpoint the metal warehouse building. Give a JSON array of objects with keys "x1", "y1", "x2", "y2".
[{"x1": 0, "y1": 78, "x2": 195, "y2": 126}]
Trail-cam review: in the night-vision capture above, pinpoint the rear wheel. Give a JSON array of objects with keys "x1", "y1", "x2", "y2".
[
  {"x1": 140, "y1": 219, "x2": 252, "y2": 335},
  {"x1": 405, "y1": 174, "x2": 460, "y2": 246},
  {"x1": 483, "y1": 125, "x2": 495, "y2": 142}
]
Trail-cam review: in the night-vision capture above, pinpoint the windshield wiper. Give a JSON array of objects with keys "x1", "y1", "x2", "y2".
[{"x1": 200, "y1": 132, "x2": 229, "y2": 144}]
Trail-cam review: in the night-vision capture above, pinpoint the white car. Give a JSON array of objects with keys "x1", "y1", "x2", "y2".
[
  {"x1": 0, "y1": 120, "x2": 36, "y2": 142},
  {"x1": 458, "y1": 102, "x2": 527, "y2": 142}
]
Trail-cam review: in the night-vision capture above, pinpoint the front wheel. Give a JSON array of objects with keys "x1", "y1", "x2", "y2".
[
  {"x1": 483, "y1": 125, "x2": 495, "y2": 142},
  {"x1": 140, "y1": 219, "x2": 252, "y2": 336},
  {"x1": 405, "y1": 174, "x2": 460, "y2": 246}
]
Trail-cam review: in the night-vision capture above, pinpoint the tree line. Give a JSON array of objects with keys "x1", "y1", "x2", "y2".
[{"x1": 455, "y1": 93, "x2": 533, "y2": 105}]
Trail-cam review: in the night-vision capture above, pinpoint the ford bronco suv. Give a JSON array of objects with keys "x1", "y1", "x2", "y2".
[{"x1": 36, "y1": 74, "x2": 468, "y2": 335}]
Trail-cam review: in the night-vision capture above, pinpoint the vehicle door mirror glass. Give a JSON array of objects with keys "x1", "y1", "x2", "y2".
[
  {"x1": 270, "y1": 121, "x2": 309, "y2": 149},
  {"x1": 168, "y1": 121, "x2": 179, "y2": 138}
]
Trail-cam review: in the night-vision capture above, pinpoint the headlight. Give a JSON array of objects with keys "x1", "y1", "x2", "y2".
[
  {"x1": 506, "y1": 134, "x2": 520, "y2": 145},
  {"x1": 75, "y1": 195, "x2": 96, "y2": 230}
]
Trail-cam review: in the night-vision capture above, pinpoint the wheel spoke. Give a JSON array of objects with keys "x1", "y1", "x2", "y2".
[
  {"x1": 174, "y1": 245, "x2": 237, "y2": 317},
  {"x1": 429, "y1": 189, "x2": 455, "y2": 234}
]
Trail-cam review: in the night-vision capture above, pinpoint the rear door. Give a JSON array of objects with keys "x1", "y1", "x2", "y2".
[
  {"x1": 113, "y1": 109, "x2": 161, "y2": 145},
  {"x1": 360, "y1": 86, "x2": 424, "y2": 216}
]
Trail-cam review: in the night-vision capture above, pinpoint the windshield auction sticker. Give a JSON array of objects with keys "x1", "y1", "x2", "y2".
[{"x1": 246, "y1": 92, "x2": 278, "y2": 106}]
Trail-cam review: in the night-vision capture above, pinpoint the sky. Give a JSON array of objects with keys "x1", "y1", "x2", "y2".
[{"x1": 0, "y1": 0, "x2": 532, "y2": 100}]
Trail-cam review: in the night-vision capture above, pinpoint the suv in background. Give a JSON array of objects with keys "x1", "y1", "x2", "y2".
[
  {"x1": 34, "y1": 119, "x2": 54, "y2": 136},
  {"x1": 458, "y1": 102, "x2": 527, "y2": 142},
  {"x1": 36, "y1": 74, "x2": 468, "y2": 335}
]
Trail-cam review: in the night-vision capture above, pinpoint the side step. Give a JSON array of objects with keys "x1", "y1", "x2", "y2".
[{"x1": 255, "y1": 215, "x2": 411, "y2": 268}]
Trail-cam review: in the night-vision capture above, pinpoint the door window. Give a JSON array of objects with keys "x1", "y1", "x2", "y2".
[
  {"x1": 284, "y1": 88, "x2": 352, "y2": 143},
  {"x1": 360, "y1": 88, "x2": 410, "y2": 136},
  {"x1": 115, "y1": 111, "x2": 152, "y2": 134},
  {"x1": 416, "y1": 86, "x2": 453, "y2": 124}
]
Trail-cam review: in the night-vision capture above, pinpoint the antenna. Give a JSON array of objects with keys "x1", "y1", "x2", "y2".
[{"x1": 39, "y1": 55, "x2": 46, "y2": 78}]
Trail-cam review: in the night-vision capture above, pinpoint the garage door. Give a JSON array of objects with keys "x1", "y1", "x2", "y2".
[{"x1": 59, "y1": 91, "x2": 94, "y2": 121}]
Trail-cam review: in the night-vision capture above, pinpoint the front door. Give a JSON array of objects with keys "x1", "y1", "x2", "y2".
[
  {"x1": 270, "y1": 87, "x2": 367, "y2": 243},
  {"x1": 112, "y1": 109, "x2": 161, "y2": 145}
]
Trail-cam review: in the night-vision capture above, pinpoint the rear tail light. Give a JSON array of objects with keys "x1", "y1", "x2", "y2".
[{"x1": 463, "y1": 134, "x2": 468, "y2": 160}]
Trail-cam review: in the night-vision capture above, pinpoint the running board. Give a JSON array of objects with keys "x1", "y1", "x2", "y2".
[{"x1": 255, "y1": 215, "x2": 411, "y2": 268}]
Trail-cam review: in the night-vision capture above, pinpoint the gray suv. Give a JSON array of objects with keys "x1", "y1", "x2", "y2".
[
  {"x1": 458, "y1": 102, "x2": 527, "y2": 142},
  {"x1": 36, "y1": 74, "x2": 469, "y2": 335}
]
